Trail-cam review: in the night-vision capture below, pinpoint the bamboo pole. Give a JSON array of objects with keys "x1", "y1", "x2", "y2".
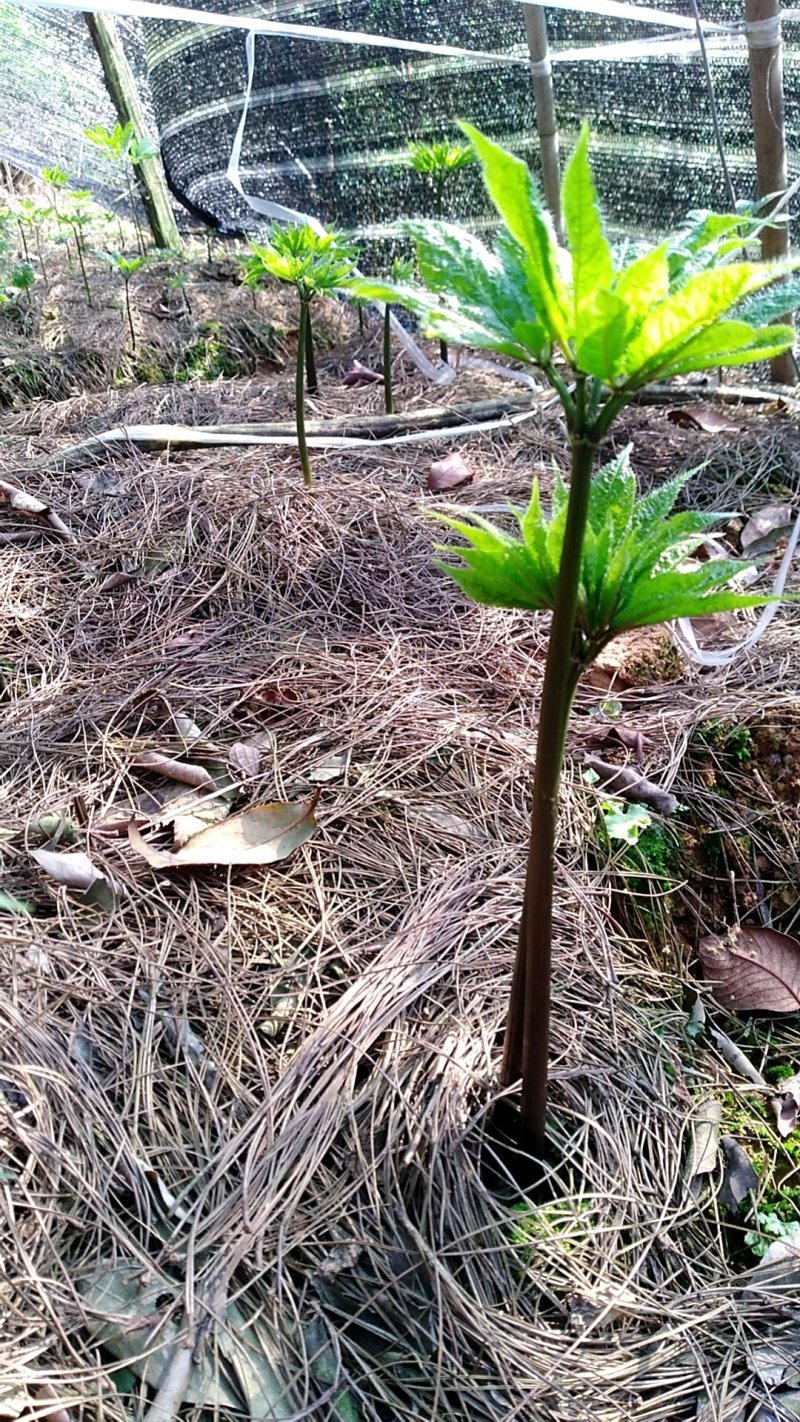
[
  {"x1": 84, "y1": 11, "x2": 182, "y2": 253},
  {"x1": 745, "y1": 0, "x2": 796, "y2": 384},
  {"x1": 522, "y1": 4, "x2": 563, "y2": 240}
]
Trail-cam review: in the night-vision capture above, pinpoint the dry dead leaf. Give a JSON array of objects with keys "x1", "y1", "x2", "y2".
[
  {"x1": 428, "y1": 452, "x2": 474, "y2": 493},
  {"x1": 740, "y1": 503, "x2": 796, "y2": 557},
  {"x1": 685, "y1": 1098, "x2": 722, "y2": 1196},
  {"x1": 751, "y1": 1333, "x2": 800, "y2": 1389},
  {"x1": 0, "y1": 477, "x2": 74, "y2": 541},
  {"x1": 30, "y1": 847, "x2": 117, "y2": 910},
  {"x1": 229, "y1": 741, "x2": 263, "y2": 778},
  {"x1": 34, "y1": 1381, "x2": 73, "y2": 1422},
  {"x1": 98, "y1": 570, "x2": 141, "y2": 592},
  {"x1": 699, "y1": 925, "x2": 800, "y2": 1014},
  {"x1": 129, "y1": 795, "x2": 318, "y2": 868},
  {"x1": 308, "y1": 752, "x2": 348, "y2": 784},
  {"x1": 132, "y1": 751, "x2": 214, "y2": 789},
  {"x1": 719, "y1": 1135, "x2": 758, "y2": 1209},
  {"x1": 770, "y1": 1072, "x2": 800, "y2": 1138},
  {"x1": 342, "y1": 361, "x2": 382, "y2": 386},
  {"x1": 667, "y1": 405, "x2": 739, "y2": 434}
]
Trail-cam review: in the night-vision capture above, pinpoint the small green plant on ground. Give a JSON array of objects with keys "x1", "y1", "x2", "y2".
[
  {"x1": 14, "y1": 198, "x2": 51, "y2": 279},
  {"x1": 101, "y1": 250, "x2": 145, "y2": 349},
  {"x1": 383, "y1": 256, "x2": 414, "y2": 414},
  {"x1": 59, "y1": 190, "x2": 97, "y2": 306},
  {"x1": 407, "y1": 138, "x2": 474, "y2": 364},
  {"x1": 353, "y1": 122, "x2": 797, "y2": 1154},
  {"x1": 8, "y1": 261, "x2": 35, "y2": 303},
  {"x1": 696, "y1": 718, "x2": 753, "y2": 763},
  {"x1": 242, "y1": 224, "x2": 357, "y2": 486}
]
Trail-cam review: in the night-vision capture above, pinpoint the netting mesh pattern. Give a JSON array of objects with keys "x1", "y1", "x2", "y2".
[
  {"x1": 139, "y1": 0, "x2": 800, "y2": 245},
  {"x1": 1, "y1": 0, "x2": 800, "y2": 244},
  {"x1": 0, "y1": 1, "x2": 153, "y2": 210}
]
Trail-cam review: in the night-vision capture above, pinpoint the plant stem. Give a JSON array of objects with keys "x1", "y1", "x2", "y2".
[
  {"x1": 439, "y1": 337, "x2": 449, "y2": 366},
  {"x1": 124, "y1": 276, "x2": 136, "y2": 349},
  {"x1": 296, "y1": 298, "x2": 313, "y2": 487},
  {"x1": 126, "y1": 164, "x2": 146, "y2": 256},
  {"x1": 34, "y1": 226, "x2": 48, "y2": 280},
  {"x1": 358, "y1": 303, "x2": 365, "y2": 340},
  {"x1": 383, "y1": 304, "x2": 394, "y2": 414},
  {"x1": 17, "y1": 221, "x2": 30, "y2": 263},
  {"x1": 75, "y1": 233, "x2": 93, "y2": 307},
  {"x1": 501, "y1": 402, "x2": 598, "y2": 1154},
  {"x1": 305, "y1": 304, "x2": 318, "y2": 394}
]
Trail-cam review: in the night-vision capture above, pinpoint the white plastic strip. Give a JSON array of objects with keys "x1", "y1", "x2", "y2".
[
  {"x1": 20, "y1": 0, "x2": 527, "y2": 64},
  {"x1": 517, "y1": 0, "x2": 733, "y2": 33},
  {"x1": 226, "y1": 29, "x2": 447, "y2": 385},
  {"x1": 672, "y1": 513, "x2": 800, "y2": 668},
  {"x1": 745, "y1": 14, "x2": 782, "y2": 49}
]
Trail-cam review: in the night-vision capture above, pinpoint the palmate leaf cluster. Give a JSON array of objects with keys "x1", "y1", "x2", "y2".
[
  {"x1": 435, "y1": 449, "x2": 774, "y2": 657},
  {"x1": 242, "y1": 223, "x2": 357, "y2": 302},
  {"x1": 352, "y1": 124, "x2": 798, "y2": 395},
  {"x1": 407, "y1": 140, "x2": 474, "y2": 179}
]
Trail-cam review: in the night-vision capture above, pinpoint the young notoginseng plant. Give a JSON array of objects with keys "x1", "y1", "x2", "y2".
[
  {"x1": 407, "y1": 138, "x2": 474, "y2": 364},
  {"x1": 353, "y1": 123, "x2": 798, "y2": 1154},
  {"x1": 101, "y1": 250, "x2": 146, "y2": 348},
  {"x1": 15, "y1": 198, "x2": 51, "y2": 279},
  {"x1": 59, "y1": 190, "x2": 96, "y2": 306},
  {"x1": 383, "y1": 256, "x2": 414, "y2": 415},
  {"x1": 84, "y1": 122, "x2": 155, "y2": 256},
  {"x1": 9, "y1": 261, "x2": 35, "y2": 304},
  {"x1": 242, "y1": 224, "x2": 357, "y2": 487}
]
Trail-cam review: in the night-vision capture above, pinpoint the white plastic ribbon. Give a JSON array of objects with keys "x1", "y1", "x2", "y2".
[{"x1": 672, "y1": 513, "x2": 800, "y2": 668}]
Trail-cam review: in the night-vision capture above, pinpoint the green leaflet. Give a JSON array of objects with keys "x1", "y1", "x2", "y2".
[
  {"x1": 562, "y1": 124, "x2": 614, "y2": 321},
  {"x1": 655, "y1": 321, "x2": 796, "y2": 379},
  {"x1": 622, "y1": 260, "x2": 796, "y2": 382},
  {"x1": 460, "y1": 122, "x2": 571, "y2": 354},
  {"x1": 433, "y1": 448, "x2": 777, "y2": 646}
]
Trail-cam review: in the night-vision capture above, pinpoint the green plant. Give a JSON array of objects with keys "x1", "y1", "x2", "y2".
[
  {"x1": 352, "y1": 122, "x2": 797, "y2": 1153},
  {"x1": 84, "y1": 122, "x2": 154, "y2": 256},
  {"x1": 407, "y1": 139, "x2": 474, "y2": 363},
  {"x1": 14, "y1": 198, "x2": 51, "y2": 279},
  {"x1": 101, "y1": 250, "x2": 145, "y2": 348},
  {"x1": 59, "y1": 190, "x2": 97, "y2": 306},
  {"x1": 383, "y1": 256, "x2": 414, "y2": 415},
  {"x1": 242, "y1": 224, "x2": 357, "y2": 486},
  {"x1": 744, "y1": 1209, "x2": 800, "y2": 1259}
]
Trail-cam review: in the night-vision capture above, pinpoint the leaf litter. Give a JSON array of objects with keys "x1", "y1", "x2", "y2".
[{"x1": 3, "y1": 390, "x2": 800, "y2": 1422}]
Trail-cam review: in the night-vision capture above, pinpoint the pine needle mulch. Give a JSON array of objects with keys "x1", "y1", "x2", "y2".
[{"x1": 1, "y1": 378, "x2": 800, "y2": 1422}]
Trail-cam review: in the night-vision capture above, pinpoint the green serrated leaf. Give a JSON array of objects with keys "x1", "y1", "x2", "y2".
[{"x1": 562, "y1": 124, "x2": 614, "y2": 321}]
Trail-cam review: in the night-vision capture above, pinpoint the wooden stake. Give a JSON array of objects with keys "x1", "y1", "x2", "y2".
[
  {"x1": 522, "y1": 5, "x2": 563, "y2": 240},
  {"x1": 745, "y1": 0, "x2": 796, "y2": 384},
  {"x1": 84, "y1": 12, "x2": 182, "y2": 253}
]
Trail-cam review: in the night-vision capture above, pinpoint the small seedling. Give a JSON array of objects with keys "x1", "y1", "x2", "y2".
[
  {"x1": 353, "y1": 121, "x2": 799, "y2": 1153},
  {"x1": 407, "y1": 139, "x2": 474, "y2": 363},
  {"x1": 15, "y1": 198, "x2": 51, "y2": 279},
  {"x1": 101, "y1": 250, "x2": 145, "y2": 348},
  {"x1": 242, "y1": 224, "x2": 357, "y2": 486},
  {"x1": 382, "y1": 256, "x2": 414, "y2": 415},
  {"x1": 9, "y1": 261, "x2": 34, "y2": 303},
  {"x1": 60, "y1": 191, "x2": 97, "y2": 306}
]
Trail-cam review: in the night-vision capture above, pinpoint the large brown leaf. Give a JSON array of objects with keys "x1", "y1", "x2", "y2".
[
  {"x1": 129, "y1": 795, "x2": 318, "y2": 868},
  {"x1": 699, "y1": 926, "x2": 800, "y2": 1014}
]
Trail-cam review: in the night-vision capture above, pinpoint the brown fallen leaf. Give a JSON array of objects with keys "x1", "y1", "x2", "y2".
[
  {"x1": 685, "y1": 1097, "x2": 722, "y2": 1197},
  {"x1": 129, "y1": 794, "x2": 319, "y2": 868},
  {"x1": 770, "y1": 1072, "x2": 800, "y2": 1138},
  {"x1": 342, "y1": 361, "x2": 382, "y2": 387},
  {"x1": 0, "y1": 477, "x2": 74, "y2": 542},
  {"x1": 31, "y1": 847, "x2": 117, "y2": 909},
  {"x1": 98, "y1": 569, "x2": 141, "y2": 593},
  {"x1": 740, "y1": 503, "x2": 796, "y2": 557},
  {"x1": 666, "y1": 405, "x2": 739, "y2": 434},
  {"x1": 719, "y1": 1134, "x2": 758, "y2": 1209},
  {"x1": 428, "y1": 452, "x2": 474, "y2": 493},
  {"x1": 132, "y1": 752, "x2": 214, "y2": 790},
  {"x1": 582, "y1": 755, "x2": 678, "y2": 816},
  {"x1": 34, "y1": 1382, "x2": 72, "y2": 1422},
  {"x1": 229, "y1": 741, "x2": 263, "y2": 779},
  {"x1": 699, "y1": 925, "x2": 800, "y2": 1014}
]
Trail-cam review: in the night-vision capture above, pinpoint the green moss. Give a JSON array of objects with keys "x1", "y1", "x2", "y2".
[{"x1": 695, "y1": 718, "x2": 753, "y2": 763}]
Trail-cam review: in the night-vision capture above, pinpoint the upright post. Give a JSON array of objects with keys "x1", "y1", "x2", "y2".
[
  {"x1": 522, "y1": 4, "x2": 563, "y2": 241},
  {"x1": 745, "y1": 0, "x2": 795, "y2": 384},
  {"x1": 84, "y1": 11, "x2": 182, "y2": 253}
]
